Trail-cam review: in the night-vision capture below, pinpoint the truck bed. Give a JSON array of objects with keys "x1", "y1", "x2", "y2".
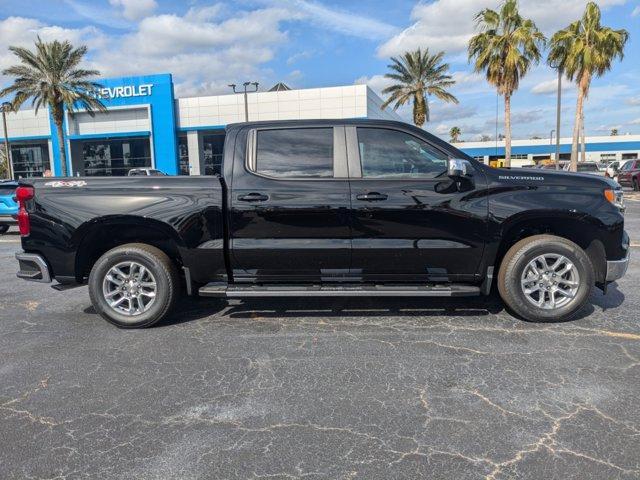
[{"x1": 20, "y1": 176, "x2": 227, "y2": 285}]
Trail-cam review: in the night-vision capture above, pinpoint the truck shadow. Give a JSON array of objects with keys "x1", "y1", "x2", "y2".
[{"x1": 158, "y1": 282, "x2": 625, "y2": 328}]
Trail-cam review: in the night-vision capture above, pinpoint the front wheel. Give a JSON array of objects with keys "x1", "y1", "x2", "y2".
[
  {"x1": 88, "y1": 243, "x2": 180, "y2": 328},
  {"x1": 633, "y1": 178, "x2": 639, "y2": 191},
  {"x1": 0, "y1": 225, "x2": 9, "y2": 235},
  {"x1": 497, "y1": 235, "x2": 594, "y2": 322}
]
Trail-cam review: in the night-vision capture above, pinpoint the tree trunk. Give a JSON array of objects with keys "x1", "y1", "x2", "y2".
[
  {"x1": 570, "y1": 74, "x2": 590, "y2": 172},
  {"x1": 504, "y1": 94, "x2": 512, "y2": 168},
  {"x1": 413, "y1": 93, "x2": 426, "y2": 127},
  {"x1": 570, "y1": 88, "x2": 584, "y2": 172},
  {"x1": 53, "y1": 107, "x2": 67, "y2": 177},
  {"x1": 580, "y1": 110, "x2": 586, "y2": 163}
]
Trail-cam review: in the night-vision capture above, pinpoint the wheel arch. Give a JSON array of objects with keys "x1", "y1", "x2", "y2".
[
  {"x1": 493, "y1": 212, "x2": 607, "y2": 284},
  {"x1": 73, "y1": 216, "x2": 186, "y2": 283}
]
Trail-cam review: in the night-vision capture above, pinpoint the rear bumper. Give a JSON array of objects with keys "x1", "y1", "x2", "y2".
[
  {"x1": 606, "y1": 249, "x2": 630, "y2": 282},
  {"x1": 0, "y1": 214, "x2": 17, "y2": 225},
  {"x1": 16, "y1": 253, "x2": 52, "y2": 283}
]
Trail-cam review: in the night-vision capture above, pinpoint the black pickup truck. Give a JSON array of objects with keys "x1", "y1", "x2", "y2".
[{"x1": 14, "y1": 119, "x2": 629, "y2": 328}]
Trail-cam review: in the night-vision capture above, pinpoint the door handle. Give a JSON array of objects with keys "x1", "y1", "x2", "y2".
[
  {"x1": 356, "y1": 192, "x2": 388, "y2": 201},
  {"x1": 238, "y1": 192, "x2": 269, "y2": 202}
]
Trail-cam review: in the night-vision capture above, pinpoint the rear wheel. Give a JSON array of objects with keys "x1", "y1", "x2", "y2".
[
  {"x1": 0, "y1": 225, "x2": 9, "y2": 235},
  {"x1": 633, "y1": 178, "x2": 639, "y2": 191},
  {"x1": 497, "y1": 235, "x2": 593, "y2": 322},
  {"x1": 88, "y1": 243, "x2": 179, "y2": 328}
]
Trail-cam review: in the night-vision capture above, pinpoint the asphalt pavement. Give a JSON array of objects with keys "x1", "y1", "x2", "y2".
[{"x1": 1, "y1": 201, "x2": 639, "y2": 479}]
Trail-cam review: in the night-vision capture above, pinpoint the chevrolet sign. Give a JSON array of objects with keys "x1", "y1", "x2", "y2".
[{"x1": 96, "y1": 84, "x2": 154, "y2": 99}]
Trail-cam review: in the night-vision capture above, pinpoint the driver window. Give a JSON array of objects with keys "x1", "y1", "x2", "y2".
[{"x1": 357, "y1": 127, "x2": 448, "y2": 179}]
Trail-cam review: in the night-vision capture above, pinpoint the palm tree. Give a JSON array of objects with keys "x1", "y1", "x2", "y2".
[
  {"x1": 548, "y1": 2, "x2": 628, "y2": 172},
  {"x1": 0, "y1": 37, "x2": 105, "y2": 177},
  {"x1": 610, "y1": 128, "x2": 619, "y2": 136},
  {"x1": 468, "y1": 0, "x2": 545, "y2": 167},
  {"x1": 381, "y1": 49, "x2": 458, "y2": 127},
  {"x1": 449, "y1": 126, "x2": 461, "y2": 143}
]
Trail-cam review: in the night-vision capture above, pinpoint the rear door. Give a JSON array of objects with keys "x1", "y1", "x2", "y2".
[
  {"x1": 228, "y1": 125, "x2": 352, "y2": 283},
  {"x1": 346, "y1": 125, "x2": 488, "y2": 283}
]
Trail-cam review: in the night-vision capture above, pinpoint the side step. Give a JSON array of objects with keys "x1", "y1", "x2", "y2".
[{"x1": 198, "y1": 283, "x2": 481, "y2": 298}]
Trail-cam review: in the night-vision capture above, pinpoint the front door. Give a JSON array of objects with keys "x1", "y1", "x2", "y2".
[
  {"x1": 229, "y1": 125, "x2": 352, "y2": 283},
  {"x1": 347, "y1": 125, "x2": 488, "y2": 283}
]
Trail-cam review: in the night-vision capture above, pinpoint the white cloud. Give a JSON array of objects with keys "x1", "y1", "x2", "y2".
[
  {"x1": 354, "y1": 74, "x2": 393, "y2": 95},
  {"x1": 0, "y1": 17, "x2": 106, "y2": 88},
  {"x1": 630, "y1": 118, "x2": 640, "y2": 125},
  {"x1": 435, "y1": 124, "x2": 451, "y2": 135},
  {"x1": 633, "y1": 5, "x2": 640, "y2": 16},
  {"x1": 109, "y1": 0, "x2": 158, "y2": 21},
  {"x1": 378, "y1": 0, "x2": 628, "y2": 58},
  {"x1": 531, "y1": 77, "x2": 572, "y2": 94},
  {"x1": 0, "y1": 7, "x2": 299, "y2": 98},
  {"x1": 264, "y1": 0, "x2": 397, "y2": 40}
]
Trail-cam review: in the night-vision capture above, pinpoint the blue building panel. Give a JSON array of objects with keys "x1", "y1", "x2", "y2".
[
  {"x1": 83, "y1": 73, "x2": 179, "y2": 175},
  {"x1": 40, "y1": 73, "x2": 178, "y2": 175}
]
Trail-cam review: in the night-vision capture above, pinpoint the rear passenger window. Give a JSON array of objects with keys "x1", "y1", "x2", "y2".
[
  {"x1": 357, "y1": 128, "x2": 449, "y2": 179},
  {"x1": 255, "y1": 128, "x2": 333, "y2": 178}
]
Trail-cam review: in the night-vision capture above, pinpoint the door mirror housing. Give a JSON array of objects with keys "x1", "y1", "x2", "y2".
[{"x1": 448, "y1": 158, "x2": 470, "y2": 178}]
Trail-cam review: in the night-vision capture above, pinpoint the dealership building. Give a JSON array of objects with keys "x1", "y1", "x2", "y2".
[
  {"x1": 1, "y1": 73, "x2": 401, "y2": 179},
  {"x1": 455, "y1": 135, "x2": 640, "y2": 167}
]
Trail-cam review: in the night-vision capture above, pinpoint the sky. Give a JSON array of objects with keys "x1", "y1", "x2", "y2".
[{"x1": 0, "y1": 0, "x2": 638, "y2": 141}]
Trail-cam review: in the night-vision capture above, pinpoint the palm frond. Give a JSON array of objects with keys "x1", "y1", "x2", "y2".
[{"x1": 380, "y1": 48, "x2": 458, "y2": 126}]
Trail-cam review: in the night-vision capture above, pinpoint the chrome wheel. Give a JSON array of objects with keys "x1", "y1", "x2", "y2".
[
  {"x1": 102, "y1": 261, "x2": 157, "y2": 316},
  {"x1": 520, "y1": 254, "x2": 579, "y2": 310}
]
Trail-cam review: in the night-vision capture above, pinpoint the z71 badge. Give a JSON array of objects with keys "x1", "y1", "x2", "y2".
[{"x1": 44, "y1": 180, "x2": 88, "y2": 188}]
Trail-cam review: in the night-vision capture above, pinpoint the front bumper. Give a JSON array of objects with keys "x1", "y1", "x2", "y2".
[
  {"x1": 606, "y1": 249, "x2": 630, "y2": 282},
  {"x1": 16, "y1": 253, "x2": 52, "y2": 283},
  {"x1": 0, "y1": 214, "x2": 17, "y2": 225}
]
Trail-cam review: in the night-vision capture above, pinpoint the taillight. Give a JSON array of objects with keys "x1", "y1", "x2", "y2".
[{"x1": 15, "y1": 186, "x2": 34, "y2": 237}]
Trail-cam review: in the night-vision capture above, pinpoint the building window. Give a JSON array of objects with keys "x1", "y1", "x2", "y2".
[
  {"x1": 82, "y1": 137, "x2": 151, "y2": 176},
  {"x1": 178, "y1": 136, "x2": 189, "y2": 175},
  {"x1": 473, "y1": 156, "x2": 485, "y2": 162},
  {"x1": 600, "y1": 153, "x2": 617, "y2": 161},
  {"x1": 203, "y1": 134, "x2": 225, "y2": 175},
  {"x1": 511, "y1": 154, "x2": 528, "y2": 159},
  {"x1": 11, "y1": 143, "x2": 50, "y2": 180},
  {"x1": 621, "y1": 153, "x2": 638, "y2": 160}
]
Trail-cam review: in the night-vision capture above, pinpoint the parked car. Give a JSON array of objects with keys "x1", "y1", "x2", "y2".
[
  {"x1": 14, "y1": 119, "x2": 628, "y2": 328},
  {"x1": 617, "y1": 160, "x2": 640, "y2": 190},
  {"x1": 542, "y1": 162, "x2": 568, "y2": 170},
  {"x1": 563, "y1": 161, "x2": 606, "y2": 176},
  {"x1": 605, "y1": 160, "x2": 623, "y2": 181},
  {"x1": 127, "y1": 168, "x2": 166, "y2": 176},
  {"x1": 0, "y1": 180, "x2": 18, "y2": 235}
]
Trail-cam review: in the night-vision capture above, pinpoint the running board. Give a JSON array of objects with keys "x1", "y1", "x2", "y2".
[{"x1": 198, "y1": 283, "x2": 481, "y2": 298}]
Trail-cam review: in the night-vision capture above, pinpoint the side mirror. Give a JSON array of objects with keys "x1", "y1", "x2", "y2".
[{"x1": 448, "y1": 158, "x2": 469, "y2": 178}]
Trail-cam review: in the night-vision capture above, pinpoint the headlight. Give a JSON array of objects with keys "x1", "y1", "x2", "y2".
[{"x1": 604, "y1": 188, "x2": 625, "y2": 211}]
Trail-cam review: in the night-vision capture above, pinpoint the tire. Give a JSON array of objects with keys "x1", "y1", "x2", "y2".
[
  {"x1": 88, "y1": 243, "x2": 180, "y2": 328},
  {"x1": 497, "y1": 234, "x2": 594, "y2": 322},
  {"x1": 633, "y1": 178, "x2": 639, "y2": 192},
  {"x1": 0, "y1": 225, "x2": 9, "y2": 235}
]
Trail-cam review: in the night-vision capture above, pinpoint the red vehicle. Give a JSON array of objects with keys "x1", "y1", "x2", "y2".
[{"x1": 617, "y1": 160, "x2": 640, "y2": 190}]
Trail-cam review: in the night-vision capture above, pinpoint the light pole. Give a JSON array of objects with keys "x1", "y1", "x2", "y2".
[
  {"x1": 229, "y1": 82, "x2": 259, "y2": 122},
  {"x1": 554, "y1": 68, "x2": 562, "y2": 171},
  {"x1": 1, "y1": 102, "x2": 13, "y2": 180}
]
